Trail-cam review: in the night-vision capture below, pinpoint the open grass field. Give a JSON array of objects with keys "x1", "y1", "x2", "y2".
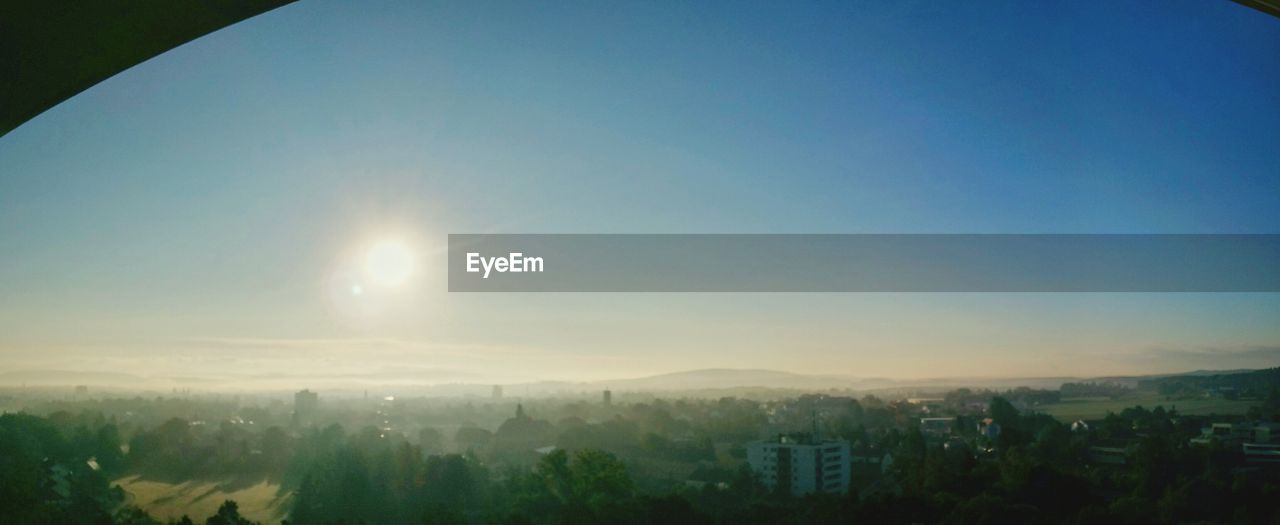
[
  {"x1": 113, "y1": 475, "x2": 290, "y2": 524},
  {"x1": 1037, "y1": 393, "x2": 1259, "y2": 422}
]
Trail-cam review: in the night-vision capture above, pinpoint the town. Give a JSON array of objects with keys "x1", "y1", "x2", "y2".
[{"x1": 2, "y1": 367, "x2": 1277, "y2": 524}]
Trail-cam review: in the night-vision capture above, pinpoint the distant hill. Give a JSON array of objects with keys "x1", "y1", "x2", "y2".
[
  {"x1": 0, "y1": 369, "x2": 148, "y2": 386},
  {"x1": 578, "y1": 367, "x2": 1274, "y2": 394},
  {"x1": 588, "y1": 368, "x2": 856, "y2": 391},
  {"x1": 1139, "y1": 367, "x2": 1279, "y2": 396},
  {"x1": 1085, "y1": 369, "x2": 1261, "y2": 388},
  {"x1": 0, "y1": 367, "x2": 1268, "y2": 398},
  {"x1": 524, "y1": 368, "x2": 1267, "y2": 395}
]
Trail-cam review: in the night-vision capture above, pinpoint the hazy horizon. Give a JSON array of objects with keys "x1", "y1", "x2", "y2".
[
  {"x1": 0, "y1": 341, "x2": 1275, "y2": 393},
  {"x1": 2, "y1": 0, "x2": 1279, "y2": 386}
]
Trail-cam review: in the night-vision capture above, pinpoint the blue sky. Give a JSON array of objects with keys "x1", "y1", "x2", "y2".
[{"x1": 0, "y1": 1, "x2": 1277, "y2": 386}]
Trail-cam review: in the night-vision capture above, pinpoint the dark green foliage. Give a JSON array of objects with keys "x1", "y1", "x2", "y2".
[
  {"x1": 0, "y1": 413, "x2": 121, "y2": 524},
  {"x1": 205, "y1": 501, "x2": 258, "y2": 525},
  {"x1": 1144, "y1": 367, "x2": 1280, "y2": 399},
  {"x1": 4, "y1": 384, "x2": 1280, "y2": 525}
]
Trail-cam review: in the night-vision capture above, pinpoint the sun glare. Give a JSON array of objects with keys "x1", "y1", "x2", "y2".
[{"x1": 363, "y1": 239, "x2": 414, "y2": 287}]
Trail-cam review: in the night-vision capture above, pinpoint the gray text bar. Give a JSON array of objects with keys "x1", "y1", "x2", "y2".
[{"x1": 448, "y1": 234, "x2": 1280, "y2": 292}]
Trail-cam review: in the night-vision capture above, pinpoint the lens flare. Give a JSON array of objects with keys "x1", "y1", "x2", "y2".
[{"x1": 364, "y1": 239, "x2": 414, "y2": 287}]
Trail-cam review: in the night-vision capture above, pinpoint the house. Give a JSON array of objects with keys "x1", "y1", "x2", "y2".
[
  {"x1": 977, "y1": 418, "x2": 1001, "y2": 439},
  {"x1": 920, "y1": 417, "x2": 955, "y2": 436},
  {"x1": 1243, "y1": 443, "x2": 1280, "y2": 465}
]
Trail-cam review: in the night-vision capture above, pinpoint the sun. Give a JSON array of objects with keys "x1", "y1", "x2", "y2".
[{"x1": 363, "y1": 239, "x2": 414, "y2": 287}]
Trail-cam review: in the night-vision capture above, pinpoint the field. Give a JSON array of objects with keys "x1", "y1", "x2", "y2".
[
  {"x1": 1036, "y1": 393, "x2": 1259, "y2": 422},
  {"x1": 113, "y1": 475, "x2": 290, "y2": 523}
]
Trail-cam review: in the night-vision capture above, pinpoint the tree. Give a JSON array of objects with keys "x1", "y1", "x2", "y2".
[
  {"x1": 570, "y1": 449, "x2": 632, "y2": 505},
  {"x1": 205, "y1": 500, "x2": 256, "y2": 525},
  {"x1": 423, "y1": 454, "x2": 474, "y2": 513},
  {"x1": 454, "y1": 426, "x2": 492, "y2": 452},
  {"x1": 418, "y1": 427, "x2": 444, "y2": 455},
  {"x1": 113, "y1": 505, "x2": 160, "y2": 525},
  {"x1": 989, "y1": 397, "x2": 1019, "y2": 428}
]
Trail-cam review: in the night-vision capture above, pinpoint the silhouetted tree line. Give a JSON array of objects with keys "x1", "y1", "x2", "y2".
[
  {"x1": 1141, "y1": 367, "x2": 1280, "y2": 399},
  {"x1": 943, "y1": 387, "x2": 1061, "y2": 409},
  {"x1": 1060, "y1": 381, "x2": 1133, "y2": 399}
]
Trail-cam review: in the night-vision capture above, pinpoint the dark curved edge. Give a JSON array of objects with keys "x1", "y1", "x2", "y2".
[
  {"x1": 1232, "y1": 0, "x2": 1280, "y2": 18},
  {"x1": 1, "y1": 1, "x2": 1272, "y2": 140},
  {"x1": 0, "y1": 0, "x2": 297, "y2": 138}
]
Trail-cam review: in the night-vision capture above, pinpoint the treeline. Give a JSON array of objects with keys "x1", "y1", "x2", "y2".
[
  {"x1": 5, "y1": 387, "x2": 1280, "y2": 524},
  {"x1": 857, "y1": 398, "x2": 1280, "y2": 525},
  {"x1": 288, "y1": 429, "x2": 666, "y2": 525},
  {"x1": 128, "y1": 419, "x2": 292, "y2": 481},
  {"x1": 1059, "y1": 381, "x2": 1132, "y2": 399},
  {"x1": 943, "y1": 387, "x2": 1061, "y2": 408},
  {"x1": 282, "y1": 396, "x2": 1280, "y2": 524},
  {"x1": 0, "y1": 412, "x2": 260, "y2": 525},
  {"x1": 1141, "y1": 367, "x2": 1280, "y2": 399}
]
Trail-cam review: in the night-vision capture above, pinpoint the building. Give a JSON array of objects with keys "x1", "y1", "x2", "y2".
[
  {"x1": 1087, "y1": 445, "x2": 1130, "y2": 465},
  {"x1": 603, "y1": 389, "x2": 612, "y2": 407},
  {"x1": 1241, "y1": 421, "x2": 1280, "y2": 465},
  {"x1": 920, "y1": 417, "x2": 954, "y2": 436},
  {"x1": 1248, "y1": 421, "x2": 1280, "y2": 444},
  {"x1": 747, "y1": 433, "x2": 851, "y2": 496},
  {"x1": 492, "y1": 385, "x2": 504, "y2": 399},
  {"x1": 293, "y1": 389, "x2": 319, "y2": 425},
  {"x1": 1244, "y1": 442, "x2": 1280, "y2": 465},
  {"x1": 978, "y1": 418, "x2": 1001, "y2": 440},
  {"x1": 1190, "y1": 422, "x2": 1252, "y2": 447}
]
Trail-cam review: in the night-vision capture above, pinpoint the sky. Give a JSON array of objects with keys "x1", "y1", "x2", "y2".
[{"x1": 0, "y1": 0, "x2": 1278, "y2": 389}]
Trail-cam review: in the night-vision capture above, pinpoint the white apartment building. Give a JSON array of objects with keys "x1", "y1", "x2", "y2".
[{"x1": 747, "y1": 433, "x2": 851, "y2": 496}]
